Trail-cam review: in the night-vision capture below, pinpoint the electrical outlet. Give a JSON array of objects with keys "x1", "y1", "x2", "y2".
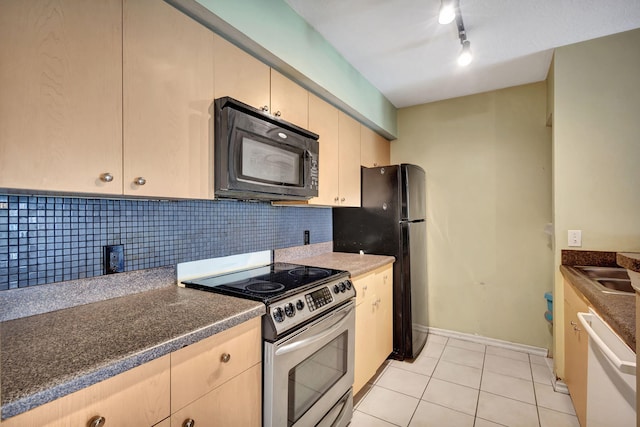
[
  {"x1": 304, "y1": 230, "x2": 310, "y2": 245},
  {"x1": 568, "y1": 230, "x2": 582, "y2": 247},
  {"x1": 104, "y1": 245, "x2": 124, "y2": 274}
]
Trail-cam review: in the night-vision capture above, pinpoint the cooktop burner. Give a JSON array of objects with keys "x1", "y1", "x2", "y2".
[
  {"x1": 287, "y1": 266, "x2": 331, "y2": 278},
  {"x1": 182, "y1": 262, "x2": 349, "y2": 303},
  {"x1": 245, "y1": 281, "x2": 285, "y2": 293}
]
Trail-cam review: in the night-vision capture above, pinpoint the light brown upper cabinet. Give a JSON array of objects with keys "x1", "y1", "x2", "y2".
[
  {"x1": 360, "y1": 126, "x2": 390, "y2": 168},
  {"x1": 213, "y1": 36, "x2": 308, "y2": 128},
  {"x1": 308, "y1": 94, "x2": 340, "y2": 206},
  {"x1": 123, "y1": 0, "x2": 214, "y2": 199},
  {"x1": 307, "y1": 96, "x2": 361, "y2": 207},
  {"x1": 0, "y1": 0, "x2": 123, "y2": 194},
  {"x1": 338, "y1": 112, "x2": 361, "y2": 207},
  {"x1": 270, "y1": 70, "x2": 309, "y2": 129},
  {"x1": 213, "y1": 36, "x2": 270, "y2": 113}
]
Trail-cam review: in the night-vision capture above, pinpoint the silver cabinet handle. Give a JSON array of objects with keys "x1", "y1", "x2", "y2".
[
  {"x1": 274, "y1": 110, "x2": 282, "y2": 117},
  {"x1": 334, "y1": 196, "x2": 339, "y2": 202},
  {"x1": 88, "y1": 416, "x2": 106, "y2": 427},
  {"x1": 134, "y1": 177, "x2": 146, "y2": 186},
  {"x1": 570, "y1": 321, "x2": 577, "y2": 326},
  {"x1": 183, "y1": 419, "x2": 195, "y2": 427},
  {"x1": 341, "y1": 197, "x2": 346, "y2": 202},
  {"x1": 100, "y1": 173, "x2": 113, "y2": 183},
  {"x1": 261, "y1": 105, "x2": 269, "y2": 112},
  {"x1": 220, "y1": 353, "x2": 231, "y2": 363}
]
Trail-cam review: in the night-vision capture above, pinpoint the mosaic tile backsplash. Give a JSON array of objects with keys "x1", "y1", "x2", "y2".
[{"x1": 0, "y1": 195, "x2": 332, "y2": 290}]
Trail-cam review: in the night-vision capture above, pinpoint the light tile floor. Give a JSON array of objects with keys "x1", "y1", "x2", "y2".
[{"x1": 351, "y1": 335, "x2": 579, "y2": 427}]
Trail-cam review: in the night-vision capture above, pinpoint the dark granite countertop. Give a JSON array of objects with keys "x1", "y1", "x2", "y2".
[
  {"x1": 0, "y1": 285, "x2": 265, "y2": 420},
  {"x1": 560, "y1": 265, "x2": 635, "y2": 350},
  {"x1": 617, "y1": 252, "x2": 640, "y2": 273},
  {"x1": 291, "y1": 252, "x2": 395, "y2": 278}
]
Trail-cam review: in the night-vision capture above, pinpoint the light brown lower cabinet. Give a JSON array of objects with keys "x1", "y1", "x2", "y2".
[
  {"x1": 563, "y1": 280, "x2": 589, "y2": 427},
  {"x1": 353, "y1": 264, "x2": 393, "y2": 394},
  {"x1": 0, "y1": 317, "x2": 262, "y2": 426},
  {"x1": 0, "y1": 355, "x2": 171, "y2": 427},
  {"x1": 170, "y1": 363, "x2": 261, "y2": 427}
]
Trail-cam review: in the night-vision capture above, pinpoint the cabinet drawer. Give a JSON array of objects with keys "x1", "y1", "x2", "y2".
[
  {"x1": 170, "y1": 317, "x2": 261, "y2": 413},
  {"x1": 353, "y1": 273, "x2": 373, "y2": 306},
  {"x1": 170, "y1": 363, "x2": 261, "y2": 427},
  {"x1": 1, "y1": 355, "x2": 170, "y2": 427},
  {"x1": 353, "y1": 264, "x2": 393, "y2": 306}
]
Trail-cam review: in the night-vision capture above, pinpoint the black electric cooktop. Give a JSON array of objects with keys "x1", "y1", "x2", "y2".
[{"x1": 182, "y1": 262, "x2": 349, "y2": 303}]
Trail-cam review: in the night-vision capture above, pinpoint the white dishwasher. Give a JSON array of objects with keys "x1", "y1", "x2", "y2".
[{"x1": 577, "y1": 308, "x2": 636, "y2": 427}]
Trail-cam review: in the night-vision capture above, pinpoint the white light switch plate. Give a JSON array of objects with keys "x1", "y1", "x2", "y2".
[{"x1": 568, "y1": 230, "x2": 582, "y2": 247}]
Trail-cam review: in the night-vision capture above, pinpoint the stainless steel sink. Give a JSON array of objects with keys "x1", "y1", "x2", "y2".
[{"x1": 574, "y1": 266, "x2": 634, "y2": 295}]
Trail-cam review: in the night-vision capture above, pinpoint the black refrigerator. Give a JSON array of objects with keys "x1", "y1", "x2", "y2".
[{"x1": 333, "y1": 164, "x2": 427, "y2": 360}]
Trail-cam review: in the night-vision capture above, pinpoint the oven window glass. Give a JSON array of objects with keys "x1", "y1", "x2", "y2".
[
  {"x1": 287, "y1": 331, "x2": 348, "y2": 425},
  {"x1": 241, "y1": 136, "x2": 301, "y2": 185}
]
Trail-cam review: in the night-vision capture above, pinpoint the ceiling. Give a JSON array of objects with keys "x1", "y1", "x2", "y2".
[{"x1": 284, "y1": 0, "x2": 640, "y2": 108}]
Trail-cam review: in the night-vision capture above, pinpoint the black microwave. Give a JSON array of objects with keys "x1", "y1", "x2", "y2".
[{"x1": 214, "y1": 97, "x2": 319, "y2": 201}]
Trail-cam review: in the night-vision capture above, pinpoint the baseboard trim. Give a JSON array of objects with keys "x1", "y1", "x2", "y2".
[{"x1": 418, "y1": 325, "x2": 549, "y2": 358}]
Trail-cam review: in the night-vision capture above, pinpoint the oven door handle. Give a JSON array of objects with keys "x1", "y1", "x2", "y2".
[{"x1": 275, "y1": 306, "x2": 352, "y2": 356}]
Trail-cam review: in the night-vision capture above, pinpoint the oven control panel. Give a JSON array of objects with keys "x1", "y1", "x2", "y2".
[{"x1": 268, "y1": 279, "x2": 355, "y2": 335}]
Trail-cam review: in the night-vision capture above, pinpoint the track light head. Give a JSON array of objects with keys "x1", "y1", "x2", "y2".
[
  {"x1": 438, "y1": 0, "x2": 456, "y2": 25},
  {"x1": 458, "y1": 40, "x2": 473, "y2": 66}
]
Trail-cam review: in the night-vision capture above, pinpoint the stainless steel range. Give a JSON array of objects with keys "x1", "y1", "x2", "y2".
[{"x1": 182, "y1": 261, "x2": 356, "y2": 427}]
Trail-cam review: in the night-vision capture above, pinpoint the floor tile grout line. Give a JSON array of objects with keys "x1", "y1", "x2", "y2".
[
  {"x1": 529, "y1": 353, "x2": 543, "y2": 427},
  {"x1": 473, "y1": 344, "x2": 487, "y2": 425},
  {"x1": 353, "y1": 408, "x2": 403, "y2": 427},
  {"x1": 357, "y1": 339, "x2": 578, "y2": 427},
  {"x1": 406, "y1": 337, "x2": 445, "y2": 426}
]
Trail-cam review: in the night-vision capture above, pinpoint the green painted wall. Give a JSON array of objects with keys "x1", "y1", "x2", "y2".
[{"x1": 194, "y1": 0, "x2": 398, "y2": 138}]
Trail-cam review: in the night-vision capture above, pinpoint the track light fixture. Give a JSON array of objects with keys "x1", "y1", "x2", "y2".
[{"x1": 438, "y1": 0, "x2": 473, "y2": 66}]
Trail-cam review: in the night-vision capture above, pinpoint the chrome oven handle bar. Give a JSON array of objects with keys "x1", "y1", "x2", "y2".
[{"x1": 275, "y1": 305, "x2": 353, "y2": 356}]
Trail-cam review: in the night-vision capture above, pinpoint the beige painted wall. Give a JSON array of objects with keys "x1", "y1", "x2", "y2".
[
  {"x1": 392, "y1": 82, "x2": 553, "y2": 349},
  {"x1": 552, "y1": 28, "x2": 640, "y2": 378}
]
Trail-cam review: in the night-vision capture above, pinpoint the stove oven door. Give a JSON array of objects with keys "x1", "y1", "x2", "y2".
[{"x1": 263, "y1": 300, "x2": 355, "y2": 427}]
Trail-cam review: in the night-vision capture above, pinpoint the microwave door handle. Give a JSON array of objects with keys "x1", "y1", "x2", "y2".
[{"x1": 275, "y1": 306, "x2": 352, "y2": 356}]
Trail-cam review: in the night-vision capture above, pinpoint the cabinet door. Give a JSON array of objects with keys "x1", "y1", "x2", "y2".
[
  {"x1": 353, "y1": 273, "x2": 377, "y2": 394},
  {"x1": 338, "y1": 112, "x2": 361, "y2": 207},
  {"x1": 307, "y1": 94, "x2": 340, "y2": 206},
  {"x1": 563, "y1": 281, "x2": 588, "y2": 427},
  {"x1": 170, "y1": 317, "x2": 261, "y2": 413},
  {"x1": 213, "y1": 35, "x2": 270, "y2": 112},
  {"x1": 374, "y1": 266, "x2": 393, "y2": 362},
  {"x1": 1, "y1": 355, "x2": 170, "y2": 427},
  {"x1": 123, "y1": 0, "x2": 213, "y2": 199},
  {"x1": 0, "y1": 0, "x2": 122, "y2": 194},
  {"x1": 360, "y1": 126, "x2": 390, "y2": 168},
  {"x1": 170, "y1": 363, "x2": 261, "y2": 427},
  {"x1": 270, "y1": 69, "x2": 309, "y2": 129}
]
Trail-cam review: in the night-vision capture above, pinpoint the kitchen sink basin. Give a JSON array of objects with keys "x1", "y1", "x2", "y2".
[
  {"x1": 595, "y1": 279, "x2": 635, "y2": 293},
  {"x1": 574, "y1": 266, "x2": 634, "y2": 295},
  {"x1": 575, "y1": 266, "x2": 631, "y2": 280}
]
